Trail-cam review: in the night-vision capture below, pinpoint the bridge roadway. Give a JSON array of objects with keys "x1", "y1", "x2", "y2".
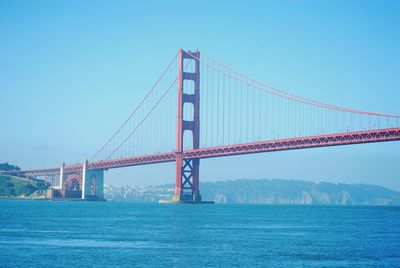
[{"x1": 3, "y1": 127, "x2": 400, "y2": 177}]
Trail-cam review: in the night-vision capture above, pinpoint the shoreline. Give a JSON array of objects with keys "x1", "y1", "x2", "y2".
[{"x1": 0, "y1": 197, "x2": 106, "y2": 202}]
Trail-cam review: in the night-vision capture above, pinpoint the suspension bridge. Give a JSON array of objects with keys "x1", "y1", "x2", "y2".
[{"x1": 2, "y1": 49, "x2": 400, "y2": 202}]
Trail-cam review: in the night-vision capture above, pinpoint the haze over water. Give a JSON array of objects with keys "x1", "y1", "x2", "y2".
[{"x1": 1, "y1": 200, "x2": 399, "y2": 267}]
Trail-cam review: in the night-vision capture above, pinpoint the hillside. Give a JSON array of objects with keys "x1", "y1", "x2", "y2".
[
  {"x1": 105, "y1": 179, "x2": 400, "y2": 205},
  {"x1": 0, "y1": 175, "x2": 49, "y2": 197},
  {"x1": 200, "y1": 179, "x2": 400, "y2": 205}
]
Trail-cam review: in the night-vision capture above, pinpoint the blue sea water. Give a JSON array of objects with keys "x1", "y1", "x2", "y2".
[{"x1": 0, "y1": 201, "x2": 399, "y2": 267}]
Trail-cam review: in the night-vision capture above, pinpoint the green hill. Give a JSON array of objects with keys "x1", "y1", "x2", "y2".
[{"x1": 0, "y1": 175, "x2": 49, "y2": 197}]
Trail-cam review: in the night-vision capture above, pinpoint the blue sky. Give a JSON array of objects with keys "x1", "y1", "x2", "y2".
[{"x1": 1, "y1": 0, "x2": 400, "y2": 190}]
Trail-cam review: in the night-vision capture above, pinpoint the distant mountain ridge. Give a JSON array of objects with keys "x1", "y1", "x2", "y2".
[
  {"x1": 200, "y1": 179, "x2": 400, "y2": 205},
  {"x1": 105, "y1": 179, "x2": 400, "y2": 205},
  {"x1": 1, "y1": 175, "x2": 399, "y2": 205}
]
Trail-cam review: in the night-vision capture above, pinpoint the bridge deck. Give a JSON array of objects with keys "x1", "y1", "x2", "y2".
[{"x1": 3, "y1": 127, "x2": 400, "y2": 177}]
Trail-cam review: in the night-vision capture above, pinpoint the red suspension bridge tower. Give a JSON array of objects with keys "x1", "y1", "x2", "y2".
[{"x1": 173, "y1": 49, "x2": 202, "y2": 203}]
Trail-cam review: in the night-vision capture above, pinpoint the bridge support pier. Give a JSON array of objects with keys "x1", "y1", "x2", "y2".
[
  {"x1": 81, "y1": 160, "x2": 104, "y2": 201},
  {"x1": 58, "y1": 163, "x2": 65, "y2": 189},
  {"x1": 173, "y1": 158, "x2": 201, "y2": 202}
]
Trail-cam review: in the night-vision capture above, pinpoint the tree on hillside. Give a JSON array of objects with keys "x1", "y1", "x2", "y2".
[{"x1": 0, "y1": 163, "x2": 21, "y2": 171}]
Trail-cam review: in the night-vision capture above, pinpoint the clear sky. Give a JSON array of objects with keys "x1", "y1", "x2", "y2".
[{"x1": 1, "y1": 0, "x2": 400, "y2": 190}]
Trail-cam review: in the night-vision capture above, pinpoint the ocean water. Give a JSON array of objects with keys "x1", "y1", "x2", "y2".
[{"x1": 0, "y1": 201, "x2": 399, "y2": 267}]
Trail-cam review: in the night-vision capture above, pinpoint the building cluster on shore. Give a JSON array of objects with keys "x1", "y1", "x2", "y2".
[{"x1": 104, "y1": 184, "x2": 174, "y2": 202}]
